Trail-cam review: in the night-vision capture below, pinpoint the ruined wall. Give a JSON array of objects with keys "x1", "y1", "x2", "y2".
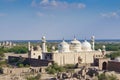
[
  {"x1": 8, "y1": 56, "x2": 53, "y2": 67},
  {"x1": 108, "y1": 61, "x2": 120, "y2": 72}
]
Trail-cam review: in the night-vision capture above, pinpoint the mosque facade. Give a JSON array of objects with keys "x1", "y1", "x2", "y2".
[{"x1": 28, "y1": 36, "x2": 105, "y2": 66}]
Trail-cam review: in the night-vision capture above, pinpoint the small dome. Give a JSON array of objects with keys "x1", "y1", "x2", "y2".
[
  {"x1": 42, "y1": 36, "x2": 46, "y2": 40},
  {"x1": 34, "y1": 45, "x2": 41, "y2": 51},
  {"x1": 82, "y1": 40, "x2": 92, "y2": 51},
  {"x1": 58, "y1": 40, "x2": 70, "y2": 53},
  {"x1": 115, "y1": 57, "x2": 120, "y2": 62},
  {"x1": 102, "y1": 45, "x2": 106, "y2": 49},
  {"x1": 42, "y1": 36, "x2": 46, "y2": 42},
  {"x1": 91, "y1": 36, "x2": 95, "y2": 39}
]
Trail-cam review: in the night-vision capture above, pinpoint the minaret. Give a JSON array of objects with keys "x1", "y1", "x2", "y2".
[
  {"x1": 74, "y1": 35, "x2": 76, "y2": 40},
  {"x1": 28, "y1": 42, "x2": 31, "y2": 51},
  {"x1": 42, "y1": 36, "x2": 47, "y2": 53},
  {"x1": 102, "y1": 45, "x2": 106, "y2": 51},
  {"x1": 91, "y1": 36, "x2": 95, "y2": 51}
]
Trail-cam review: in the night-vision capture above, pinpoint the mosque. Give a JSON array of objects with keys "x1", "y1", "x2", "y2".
[{"x1": 28, "y1": 36, "x2": 105, "y2": 66}]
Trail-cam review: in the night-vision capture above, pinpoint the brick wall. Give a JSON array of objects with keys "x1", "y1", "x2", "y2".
[
  {"x1": 8, "y1": 56, "x2": 54, "y2": 67},
  {"x1": 108, "y1": 61, "x2": 120, "y2": 72}
]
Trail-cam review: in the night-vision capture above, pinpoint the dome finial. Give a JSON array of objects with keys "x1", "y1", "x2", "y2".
[
  {"x1": 74, "y1": 35, "x2": 76, "y2": 40},
  {"x1": 62, "y1": 37, "x2": 65, "y2": 41},
  {"x1": 84, "y1": 37, "x2": 87, "y2": 41}
]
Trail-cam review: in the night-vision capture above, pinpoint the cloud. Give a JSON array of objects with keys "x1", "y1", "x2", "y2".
[
  {"x1": 36, "y1": 12, "x2": 45, "y2": 17},
  {"x1": 0, "y1": 13, "x2": 7, "y2": 17},
  {"x1": 78, "y1": 3, "x2": 86, "y2": 9},
  {"x1": 31, "y1": 0, "x2": 86, "y2": 9},
  {"x1": 101, "y1": 11, "x2": 120, "y2": 19}
]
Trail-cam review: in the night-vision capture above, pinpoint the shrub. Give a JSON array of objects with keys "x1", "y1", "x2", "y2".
[
  {"x1": 25, "y1": 64, "x2": 30, "y2": 67},
  {"x1": 98, "y1": 73, "x2": 117, "y2": 80},
  {"x1": 18, "y1": 63, "x2": 24, "y2": 68},
  {"x1": 64, "y1": 64, "x2": 75, "y2": 69},
  {"x1": 46, "y1": 63, "x2": 65, "y2": 74},
  {"x1": 26, "y1": 74, "x2": 41, "y2": 80}
]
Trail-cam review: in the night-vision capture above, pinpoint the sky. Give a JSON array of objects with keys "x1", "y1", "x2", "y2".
[{"x1": 0, "y1": 0, "x2": 120, "y2": 40}]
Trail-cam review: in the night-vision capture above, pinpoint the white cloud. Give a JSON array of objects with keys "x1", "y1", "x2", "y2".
[
  {"x1": 36, "y1": 12, "x2": 45, "y2": 17},
  {"x1": 0, "y1": 13, "x2": 7, "y2": 17},
  {"x1": 40, "y1": 0, "x2": 49, "y2": 4},
  {"x1": 101, "y1": 11, "x2": 120, "y2": 18},
  {"x1": 78, "y1": 3, "x2": 86, "y2": 9},
  {"x1": 50, "y1": 0, "x2": 58, "y2": 7},
  {"x1": 31, "y1": 0, "x2": 86, "y2": 9}
]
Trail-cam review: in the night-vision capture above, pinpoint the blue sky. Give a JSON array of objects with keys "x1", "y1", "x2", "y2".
[{"x1": 0, "y1": 0, "x2": 120, "y2": 40}]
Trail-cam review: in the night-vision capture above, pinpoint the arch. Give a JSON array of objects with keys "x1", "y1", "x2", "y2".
[
  {"x1": 38, "y1": 55, "x2": 41, "y2": 59},
  {"x1": 102, "y1": 62, "x2": 107, "y2": 70}
]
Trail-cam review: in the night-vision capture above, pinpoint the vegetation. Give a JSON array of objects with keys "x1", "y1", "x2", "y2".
[
  {"x1": 46, "y1": 63, "x2": 65, "y2": 74},
  {"x1": 0, "y1": 61, "x2": 7, "y2": 66},
  {"x1": 26, "y1": 73, "x2": 41, "y2": 80},
  {"x1": 18, "y1": 63, "x2": 24, "y2": 68},
  {"x1": 9, "y1": 57, "x2": 30, "y2": 68},
  {"x1": 64, "y1": 64, "x2": 75, "y2": 69},
  {"x1": 0, "y1": 47, "x2": 5, "y2": 60},
  {"x1": 98, "y1": 73, "x2": 118, "y2": 80},
  {"x1": 0, "y1": 46, "x2": 28, "y2": 54},
  {"x1": 8, "y1": 46, "x2": 28, "y2": 53},
  {"x1": 95, "y1": 43, "x2": 120, "y2": 51},
  {"x1": 106, "y1": 51, "x2": 120, "y2": 59}
]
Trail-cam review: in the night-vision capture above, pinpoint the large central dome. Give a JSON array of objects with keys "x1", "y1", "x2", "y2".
[
  {"x1": 70, "y1": 38, "x2": 82, "y2": 52},
  {"x1": 58, "y1": 40, "x2": 70, "y2": 53}
]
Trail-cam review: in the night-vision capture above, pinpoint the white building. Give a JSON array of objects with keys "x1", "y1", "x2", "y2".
[
  {"x1": 0, "y1": 41, "x2": 16, "y2": 48},
  {"x1": 28, "y1": 36, "x2": 105, "y2": 66}
]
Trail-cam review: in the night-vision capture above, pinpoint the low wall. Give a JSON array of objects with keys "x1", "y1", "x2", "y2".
[
  {"x1": 108, "y1": 61, "x2": 120, "y2": 73},
  {"x1": 8, "y1": 56, "x2": 54, "y2": 67}
]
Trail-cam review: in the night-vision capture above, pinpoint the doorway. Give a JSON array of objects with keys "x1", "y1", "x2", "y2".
[
  {"x1": 38, "y1": 56, "x2": 41, "y2": 59},
  {"x1": 102, "y1": 62, "x2": 107, "y2": 70}
]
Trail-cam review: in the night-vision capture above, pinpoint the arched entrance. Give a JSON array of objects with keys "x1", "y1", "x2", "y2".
[
  {"x1": 38, "y1": 56, "x2": 41, "y2": 59},
  {"x1": 102, "y1": 62, "x2": 107, "y2": 70}
]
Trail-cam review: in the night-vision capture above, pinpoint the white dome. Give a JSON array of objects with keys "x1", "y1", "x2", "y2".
[
  {"x1": 115, "y1": 57, "x2": 120, "y2": 62},
  {"x1": 82, "y1": 40, "x2": 92, "y2": 51},
  {"x1": 71, "y1": 38, "x2": 81, "y2": 44},
  {"x1": 70, "y1": 38, "x2": 81, "y2": 52},
  {"x1": 58, "y1": 40, "x2": 70, "y2": 53},
  {"x1": 42, "y1": 36, "x2": 45, "y2": 39}
]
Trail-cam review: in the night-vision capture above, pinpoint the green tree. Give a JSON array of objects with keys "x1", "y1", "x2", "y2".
[
  {"x1": 8, "y1": 46, "x2": 28, "y2": 54},
  {"x1": 106, "y1": 51, "x2": 120, "y2": 59}
]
